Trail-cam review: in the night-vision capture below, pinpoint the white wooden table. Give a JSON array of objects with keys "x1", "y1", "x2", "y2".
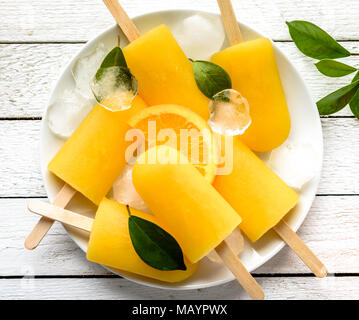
[{"x1": 1, "y1": 0, "x2": 359, "y2": 300}]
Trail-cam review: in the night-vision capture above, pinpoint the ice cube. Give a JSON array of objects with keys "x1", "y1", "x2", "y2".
[
  {"x1": 46, "y1": 89, "x2": 95, "y2": 139},
  {"x1": 72, "y1": 43, "x2": 107, "y2": 99},
  {"x1": 267, "y1": 142, "x2": 319, "y2": 190},
  {"x1": 171, "y1": 14, "x2": 225, "y2": 60},
  {"x1": 112, "y1": 163, "x2": 150, "y2": 213},
  {"x1": 90, "y1": 66, "x2": 138, "y2": 112},
  {"x1": 208, "y1": 89, "x2": 251, "y2": 136}
]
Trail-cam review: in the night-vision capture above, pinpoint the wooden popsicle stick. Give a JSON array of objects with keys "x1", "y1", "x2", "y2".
[
  {"x1": 27, "y1": 199, "x2": 93, "y2": 232},
  {"x1": 217, "y1": 0, "x2": 243, "y2": 45},
  {"x1": 209, "y1": 0, "x2": 246, "y2": 260},
  {"x1": 103, "y1": 0, "x2": 141, "y2": 42},
  {"x1": 215, "y1": 241, "x2": 264, "y2": 300},
  {"x1": 24, "y1": 183, "x2": 76, "y2": 250},
  {"x1": 274, "y1": 220, "x2": 328, "y2": 278},
  {"x1": 207, "y1": 226, "x2": 244, "y2": 263}
]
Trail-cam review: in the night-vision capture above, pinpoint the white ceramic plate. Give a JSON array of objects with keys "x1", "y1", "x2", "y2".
[{"x1": 40, "y1": 9, "x2": 323, "y2": 290}]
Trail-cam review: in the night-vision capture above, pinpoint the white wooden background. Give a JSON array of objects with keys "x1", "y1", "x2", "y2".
[{"x1": 1, "y1": 0, "x2": 359, "y2": 300}]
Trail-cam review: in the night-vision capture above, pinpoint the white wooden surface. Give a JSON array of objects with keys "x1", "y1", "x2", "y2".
[{"x1": 0, "y1": 0, "x2": 358, "y2": 300}]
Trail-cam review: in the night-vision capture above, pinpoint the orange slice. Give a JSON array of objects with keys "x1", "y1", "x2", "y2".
[{"x1": 128, "y1": 104, "x2": 217, "y2": 183}]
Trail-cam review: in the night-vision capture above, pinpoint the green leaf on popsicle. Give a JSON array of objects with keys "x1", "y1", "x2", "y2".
[
  {"x1": 100, "y1": 46, "x2": 127, "y2": 68},
  {"x1": 128, "y1": 214, "x2": 186, "y2": 271},
  {"x1": 315, "y1": 59, "x2": 357, "y2": 77},
  {"x1": 316, "y1": 80, "x2": 359, "y2": 115},
  {"x1": 192, "y1": 60, "x2": 232, "y2": 99},
  {"x1": 286, "y1": 21, "x2": 351, "y2": 60}
]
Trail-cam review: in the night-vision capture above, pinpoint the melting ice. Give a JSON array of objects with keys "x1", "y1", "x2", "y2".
[
  {"x1": 90, "y1": 66, "x2": 138, "y2": 112},
  {"x1": 267, "y1": 142, "x2": 319, "y2": 190},
  {"x1": 208, "y1": 89, "x2": 251, "y2": 136},
  {"x1": 46, "y1": 89, "x2": 94, "y2": 139},
  {"x1": 71, "y1": 43, "x2": 108, "y2": 99},
  {"x1": 112, "y1": 163, "x2": 150, "y2": 213},
  {"x1": 171, "y1": 14, "x2": 225, "y2": 60}
]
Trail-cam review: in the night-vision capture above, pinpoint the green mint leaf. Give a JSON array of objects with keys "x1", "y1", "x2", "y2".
[
  {"x1": 286, "y1": 21, "x2": 350, "y2": 60},
  {"x1": 352, "y1": 71, "x2": 359, "y2": 83},
  {"x1": 317, "y1": 80, "x2": 359, "y2": 115},
  {"x1": 128, "y1": 215, "x2": 186, "y2": 271},
  {"x1": 315, "y1": 59, "x2": 357, "y2": 77},
  {"x1": 193, "y1": 60, "x2": 232, "y2": 98},
  {"x1": 349, "y1": 88, "x2": 359, "y2": 119},
  {"x1": 100, "y1": 47, "x2": 127, "y2": 68},
  {"x1": 91, "y1": 66, "x2": 138, "y2": 103}
]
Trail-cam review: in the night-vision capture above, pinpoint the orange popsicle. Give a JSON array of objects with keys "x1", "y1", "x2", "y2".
[
  {"x1": 48, "y1": 96, "x2": 147, "y2": 205},
  {"x1": 211, "y1": 38, "x2": 291, "y2": 152},
  {"x1": 132, "y1": 146, "x2": 241, "y2": 263},
  {"x1": 214, "y1": 136, "x2": 299, "y2": 242},
  {"x1": 123, "y1": 25, "x2": 210, "y2": 119},
  {"x1": 87, "y1": 198, "x2": 198, "y2": 282}
]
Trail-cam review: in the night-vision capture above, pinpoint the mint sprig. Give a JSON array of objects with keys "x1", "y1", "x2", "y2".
[{"x1": 287, "y1": 20, "x2": 359, "y2": 118}]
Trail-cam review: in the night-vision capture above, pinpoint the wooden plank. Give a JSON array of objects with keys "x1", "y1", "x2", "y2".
[
  {"x1": 0, "y1": 42, "x2": 358, "y2": 118},
  {"x1": 0, "y1": 0, "x2": 358, "y2": 42},
  {"x1": 0, "y1": 120, "x2": 44, "y2": 197},
  {"x1": 0, "y1": 196, "x2": 357, "y2": 276},
  {"x1": 0, "y1": 118, "x2": 358, "y2": 197},
  {"x1": 257, "y1": 195, "x2": 359, "y2": 274},
  {"x1": 0, "y1": 276, "x2": 358, "y2": 299},
  {"x1": 0, "y1": 198, "x2": 108, "y2": 276},
  {"x1": 0, "y1": 44, "x2": 82, "y2": 118}
]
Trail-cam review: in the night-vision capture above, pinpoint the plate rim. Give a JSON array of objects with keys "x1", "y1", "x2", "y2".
[{"x1": 40, "y1": 8, "x2": 323, "y2": 291}]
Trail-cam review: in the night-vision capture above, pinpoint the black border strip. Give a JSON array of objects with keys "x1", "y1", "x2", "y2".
[{"x1": 1, "y1": 273, "x2": 358, "y2": 279}]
